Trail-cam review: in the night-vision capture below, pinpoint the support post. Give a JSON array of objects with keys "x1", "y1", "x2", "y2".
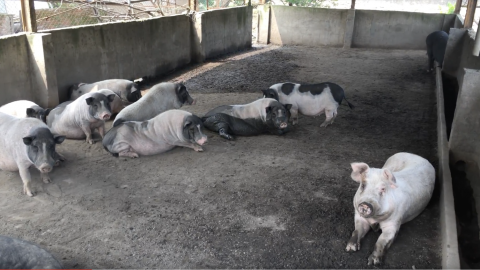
[
  {"x1": 473, "y1": 24, "x2": 480, "y2": 55},
  {"x1": 464, "y1": 0, "x2": 477, "y2": 28},
  {"x1": 350, "y1": 0, "x2": 355, "y2": 9},
  {"x1": 20, "y1": 0, "x2": 37, "y2": 32},
  {"x1": 454, "y1": 0, "x2": 462, "y2": 14}
]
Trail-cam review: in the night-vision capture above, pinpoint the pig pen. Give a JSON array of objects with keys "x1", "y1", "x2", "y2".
[{"x1": 0, "y1": 45, "x2": 441, "y2": 268}]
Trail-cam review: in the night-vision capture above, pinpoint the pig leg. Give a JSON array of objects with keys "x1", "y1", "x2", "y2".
[
  {"x1": 290, "y1": 107, "x2": 299, "y2": 125},
  {"x1": 80, "y1": 122, "x2": 94, "y2": 144},
  {"x1": 320, "y1": 109, "x2": 337, "y2": 127},
  {"x1": 368, "y1": 223, "x2": 400, "y2": 266},
  {"x1": 53, "y1": 151, "x2": 66, "y2": 166},
  {"x1": 97, "y1": 123, "x2": 106, "y2": 139},
  {"x1": 177, "y1": 142, "x2": 204, "y2": 152},
  {"x1": 119, "y1": 151, "x2": 139, "y2": 158},
  {"x1": 41, "y1": 172, "x2": 51, "y2": 183},
  {"x1": 346, "y1": 212, "x2": 370, "y2": 252},
  {"x1": 112, "y1": 142, "x2": 139, "y2": 158},
  {"x1": 18, "y1": 166, "x2": 34, "y2": 196}
]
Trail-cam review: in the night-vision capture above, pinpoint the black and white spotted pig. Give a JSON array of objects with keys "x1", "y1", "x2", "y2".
[
  {"x1": 202, "y1": 98, "x2": 292, "y2": 140},
  {"x1": 262, "y1": 82, "x2": 354, "y2": 127},
  {"x1": 0, "y1": 112, "x2": 65, "y2": 196},
  {"x1": 69, "y1": 79, "x2": 142, "y2": 103},
  {"x1": 47, "y1": 92, "x2": 115, "y2": 144},
  {"x1": 112, "y1": 82, "x2": 195, "y2": 127},
  {"x1": 0, "y1": 100, "x2": 51, "y2": 123},
  {"x1": 426, "y1": 30, "x2": 449, "y2": 71},
  {"x1": 103, "y1": 110, "x2": 207, "y2": 158},
  {"x1": 0, "y1": 235, "x2": 62, "y2": 268}
]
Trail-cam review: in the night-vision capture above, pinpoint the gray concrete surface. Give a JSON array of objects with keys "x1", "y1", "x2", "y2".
[
  {"x1": 45, "y1": 15, "x2": 192, "y2": 102},
  {"x1": 352, "y1": 10, "x2": 446, "y2": 49},
  {"x1": 343, "y1": 10, "x2": 355, "y2": 48},
  {"x1": 192, "y1": 7, "x2": 252, "y2": 62},
  {"x1": 435, "y1": 65, "x2": 460, "y2": 269},
  {"x1": 256, "y1": 5, "x2": 270, "y2": 45},
  {"x1": 0, "y1": 14, "x2": 13, "y2": 36},
  {"x1": 269, "y1": 6, "x2": 347, "y2": 47}
]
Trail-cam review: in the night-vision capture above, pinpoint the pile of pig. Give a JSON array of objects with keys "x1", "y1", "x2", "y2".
[{"x1": 0, "y1": 32, "x2": 444, "y2": 267}]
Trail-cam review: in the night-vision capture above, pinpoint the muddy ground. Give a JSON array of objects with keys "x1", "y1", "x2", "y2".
[{"x1": 0, "y1": 45, "x2": 440, "y2": 268}]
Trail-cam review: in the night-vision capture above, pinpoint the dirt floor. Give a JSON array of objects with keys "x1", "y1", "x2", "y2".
[{"x1": 0, "y1": 45, "x2": 441, "y2": 268}]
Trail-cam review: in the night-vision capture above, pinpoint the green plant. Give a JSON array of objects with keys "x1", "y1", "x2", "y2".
[{"x1": 439, "y1": 2, "x2": 455, "y2": 14}]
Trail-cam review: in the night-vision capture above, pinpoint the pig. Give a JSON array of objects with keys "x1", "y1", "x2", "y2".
[
  {"x1": 103, "y1": 110, "x2": 207, "y2": 158},
  {"x1": 202, "y1": 98, "x2": 292, "y2": 140},
  {"x1": 69, "y1": 79, "x2": 142, "y2": 103},
  {"x1": 345, "y1": 152, "x2": 435, "y2": 265},
  {"x1": 0, "y1": 112, "x2": 65, "y2": 196},
  {"x1": 0, "y1": 100, "x2": 51, "y2": 123},
  {"x1": 261, "y1": 82, "x2": 354, "y2": 127},
  {"x1": 97, "y1": 89, "x2": 123, "y2": 114},
  {"x1": 47, "y1": 92, "x2": 115, "y2": 144},
  {"x1": 112, "y1": 82, "x2": 195, "y2": 127},
  {"x1": 0, "y1": 235, "x2": 62, "y2": 269},
  {"x1": 426, "y1": 30, "x2": 449, "y2": 72}
]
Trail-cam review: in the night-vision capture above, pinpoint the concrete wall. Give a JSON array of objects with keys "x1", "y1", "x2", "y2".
[
  {"x1": 269, "y1": 6, "x2": 348, "y2": 47},
  {"x1": 192, "y1": 7, "x2": 252, "y2": 62},
  {"x1": 264, "y1": 7, "x2": 454, "y2": 49},
  {"x1": 46, "y1": 15, "x2": 192, "y2": 102},
  {"x1": 352, "y1": 10, "x2": 447, "y2": 49},
  {"x1": 0, "y1": 13, "x2": 13, "y2": 36}
]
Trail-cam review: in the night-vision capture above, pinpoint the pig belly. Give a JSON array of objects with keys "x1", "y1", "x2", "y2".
[
  {"x1": 111, "y1": 132, "x2": 175, "y2": 156},
  {"x1": 286, "y1": 95, "x2": 336, "y2": 116},
  {"x1": 0, "y1": 159, "x2": 20, "y2": 171}
]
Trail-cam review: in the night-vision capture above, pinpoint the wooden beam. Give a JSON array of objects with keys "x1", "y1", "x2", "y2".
[
  {"x1": 350, "y1": 0, "x2": 355, "y2": 9},
  {"x1": 464, "y1": 0, "x2": 478, "y2": 28},
  {"x1": 20, "y1": 0, "x2": 37, "y2": 32},
  {"x1": 454, "y1": 0, "x2": 462, "y2": 14}
]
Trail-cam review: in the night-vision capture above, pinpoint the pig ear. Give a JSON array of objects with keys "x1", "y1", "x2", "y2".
[
  {"x1": 284, "y1": 104, "x2": 292, "y2": 111},
  {"x1": 44, "y1": 108, "x2": 52, "y2": 116},
  {"x1": 350, "y1": 162, "x2": 369, "y2": 182},
  {"x1": 54, "y1": 135, "x2": 66, "y2": 144},
  {"x1": 107, "y1": 94, "x2": 116, "y2": 102},
  {"x1": 85, "y1": 97, "x2": 94, "y2": 105},
  {"x1": 383, "y1": 169, "x2": 397, "y2": 188},
  {"x1": 22, "y1": 136, "x2": 34, "y2": 145},
  {"x1": 261, "y1": 89, "x2": 268, "y2": 97},
  {"x1": 184, "y1": 120, "x2": 192, "y2": 128},
  {"x1": 26, "y1": 108, "x2": 36, "y2": 117}
]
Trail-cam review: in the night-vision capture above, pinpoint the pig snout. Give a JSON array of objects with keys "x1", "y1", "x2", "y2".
[
  {"x1": 280, "y1": 122, "x2": 288, "y2": 129},
  {"x1": 358, "y1": 202, "x2": 374, "y2": 217},
  {"x1": 196, "y1": 136, "x2": 207, "y2": 145},
  {"x1": 38, "y1": 164, "x2": 52, "y2": 173},
  {"x1": 101, "y1": 113, "x2": 111, "y2": 120}
]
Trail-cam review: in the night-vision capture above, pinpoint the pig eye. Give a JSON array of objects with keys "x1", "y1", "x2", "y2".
[{"x1": 380, "y1": 187, "x2": 386, "y2": 195}]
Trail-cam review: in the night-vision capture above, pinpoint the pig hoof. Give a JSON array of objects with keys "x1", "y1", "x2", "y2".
[
  {"x1": 368, "y1": 254, "x2": 382, "y2": 266},
  {"x1": 42, "y1": 176, "x2": 51, "y2": 184},
  {"x1": 194, "y1": 146, "x2": 204, "y2": 152},
  {"x1": 23, "y1": 188, "x2": 34, "y2": 197},
  {"x1": 87, "y1": 139, "x2": 95, "y2": 144},
  {"x1": 119, "y1": 151, "x2": 139, "y2": 158},
  {"x1": 345, "y1": 242, "x2": 360, "y2": 252}
]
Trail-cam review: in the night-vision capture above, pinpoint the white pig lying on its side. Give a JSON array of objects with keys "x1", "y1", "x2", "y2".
[
  {"x1": 0, "y1": 112, "x2": 65, "y2": 196},
  {"x1": 103, "y1": 110, "x2": 207, "y2": 158},
  {"x1": 346, "y1": 152, "x2": 435, "y2": 265},
  {"x1": 0, "y1": 100, "x2": 51, "y2": 123}
]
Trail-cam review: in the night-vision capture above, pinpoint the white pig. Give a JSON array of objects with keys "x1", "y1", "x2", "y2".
[
  {"x1": 346, "y1": 152, "x2": 435, "y2": 265},
  {"x1": 262, "y1": 82, "x2": 354, "y2": 127},
  {"x1": 0, "y1": 112, "x2": 65, "y2": 196},
  {"x1": 103, "y1": 110, "x2": 207, "y2": 158},
  {"x1": 112, "y1": 82, "x2": 195, "y2": 127},
  {"x1": 0, "y1": 100, "x2": 51, "y2": 123},
  {"x1": 47, "y1": 92, "x2": 115, "y2": 144}
]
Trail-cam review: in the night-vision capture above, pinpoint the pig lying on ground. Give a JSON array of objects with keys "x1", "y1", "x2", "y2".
[
  {"x1": 0, "y1": 100, "x2": 51, "y2": 123},
  {"x1": 346, "y1": 152, "x2": 435, "y2": 265},
  {"x1": 0, "y1": 235, "x2": 62, "y2": 269},
  {"x1": 113, "y1": 82, "x2": 195, "y2": 127},
  {"x1": 262, "y1": 82, "x2": 354, "y2": 127},
  {"x1": 202, "y1": 98, "x2": 292, "y2": 140},
  {"x1": 69, "y1": 79, "x2": 142, "y2": 103},
  {"x1": 103, "y1": 110, "x2": 207, "y2": 158},
  {"x1": 47, "y1": 92, "x2": 115, "y2": 144},
  {"x1": 0, "y1": 112, "x2": 65, "y2": 196},
  {"x1": 426, "y1": 31, "x2": 449, "y2": 71}
]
